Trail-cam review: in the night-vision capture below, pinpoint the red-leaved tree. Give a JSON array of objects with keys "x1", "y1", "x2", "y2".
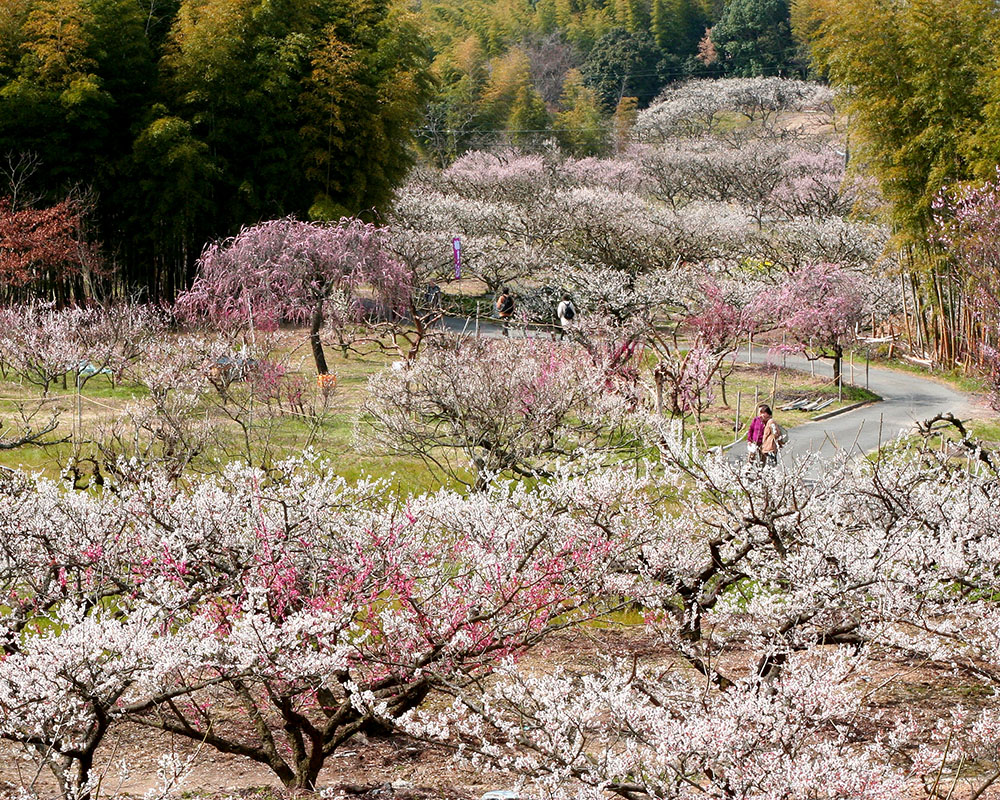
[
  {"x1": 178, "y1": 218, "x2": 412, "y2": 374},
  {"x1": 0, "y1": 197, "x2": 84, "y2": 303}
]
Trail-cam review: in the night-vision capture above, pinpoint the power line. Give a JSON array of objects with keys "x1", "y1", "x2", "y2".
[{"x1": 416, "y1": 127, "x2": 611, "y2": 133}]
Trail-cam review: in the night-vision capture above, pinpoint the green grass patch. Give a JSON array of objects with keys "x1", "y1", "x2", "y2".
[
  {"x1": 870, "y1": 353, "x2": 985, "y2": 394},
  {"x1": 689, "y1": 363, "x2": 882, "y2": 449}
]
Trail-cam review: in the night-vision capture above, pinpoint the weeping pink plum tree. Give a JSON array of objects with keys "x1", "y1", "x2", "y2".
[{"x1": 178, "y1": 218, "x2": 412, "y2": 374}]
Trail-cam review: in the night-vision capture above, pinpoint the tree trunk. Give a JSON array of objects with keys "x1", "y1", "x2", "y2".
[{"x1": 310, "y1": 304, "x2": 329, "y2": 375}]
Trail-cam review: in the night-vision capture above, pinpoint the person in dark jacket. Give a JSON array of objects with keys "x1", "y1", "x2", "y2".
[{"x1": 496, "y1": 287, "x2": 515, "y2": 336}]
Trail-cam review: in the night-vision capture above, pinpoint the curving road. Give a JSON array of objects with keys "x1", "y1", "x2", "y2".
[
  {"x1": 735, "y1": 347, "x2": 972, "y2": 462},
  {"x1": 437, "y1": 315, "x2": 974, "y2": 461}
]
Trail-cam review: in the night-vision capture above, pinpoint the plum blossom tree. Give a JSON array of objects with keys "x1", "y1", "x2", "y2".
[
  {"x1": 91, "y1": 329, "x2": 336, "y2": 482},
  {"x1": 434, "y1": 149, "x2": 552, "y2": 204},
  {"x1": 403, "y1": 649, "x2": 904, "y2": 800},
  {"x1": 361, "y1": 337, "x2": 637, "y2": 488},
  {"x1": 178, "y1": 218, "x2": 413, "y2": 375},
  {"x1": 650, "y1": 344, "x2": 718, "y2": 419},
  {"x1": 0, "y1": 302, "x2": 80, "y2": 394},
  {"x1": 635, "y1": 77, "x2": 834, "y2": 142},
  {"x1": 557, "y1": 264, "x2": 690, "y2": 324},
  {"x1": 69, "y1": 302, "x2": 168, "y2": 388},
  {"x1": 0, "y1": 602, "x2": 192, "y2": 799},
  {"x1": 752, "y1": 215, "x2": 889, "y2": 273},
  {"x1": 397, "y1": 419, "x2": 1000, "y2": 800},
  {"x1": 768, "y1": 263, "x2": 865, "y2": 384},
  {"x1": 0, "y1": 456, "x2": 654, "y2": 792},
  {"x1": 684, "y1": 277, "x2": 761, "y2": 406}
]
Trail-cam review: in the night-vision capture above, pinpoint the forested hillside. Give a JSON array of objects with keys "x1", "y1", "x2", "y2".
[
  {"x1": 0, "y1": 0, "x2": 434, "y2": 297},
  {"x1": 0, "y1": 0, "x2": 807, "y2": 299},
  {"x1": 413, "y1": 0, "x2": 804, "y2": 161}
]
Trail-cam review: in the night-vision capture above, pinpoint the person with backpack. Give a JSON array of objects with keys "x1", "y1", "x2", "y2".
[
  {"x1": 496, "y1": 287, "x2": 515, "y2": 336},
  {"x1": 556, "y1": 293, "x2": 576, "y2": 339},
  {"x1": 759, "y1": 404, "x2": 788, "y2": 467}
]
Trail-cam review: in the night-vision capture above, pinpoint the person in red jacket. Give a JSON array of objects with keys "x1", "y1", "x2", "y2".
[{"x1": 746, "y1": 404, "x2": 768, "y2": 464}]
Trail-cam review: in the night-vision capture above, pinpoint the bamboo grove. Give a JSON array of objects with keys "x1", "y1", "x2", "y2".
[{"x1": 798, "y1": 0, "x2": 1000, "y2": 374}]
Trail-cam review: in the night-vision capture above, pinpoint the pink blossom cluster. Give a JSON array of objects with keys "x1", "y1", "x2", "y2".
[{"x1": 0, "y1": 456, "x2": 654, "y2": 794}]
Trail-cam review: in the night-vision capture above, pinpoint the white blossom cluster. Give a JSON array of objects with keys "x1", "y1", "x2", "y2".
[
  {"x1": 3, "y1": 429, "x2": 1000, "y2": 795},
  {"x1": 399, "y1": 428, "x2": 1000, "y2": 799},
  {"x1": 390, "y1": 79, "x2": 892, "y2": 332},
  {"x1": 636, "y1": 78, "x2": 836, "y2": 142},
  {"x1": 361, "y1": 338, "x2": 639, "y2": 487}
]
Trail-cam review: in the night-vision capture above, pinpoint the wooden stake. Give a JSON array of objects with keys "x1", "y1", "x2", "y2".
[{"x1": 735, "y1": 391, "x2": 741, "y2": 442}]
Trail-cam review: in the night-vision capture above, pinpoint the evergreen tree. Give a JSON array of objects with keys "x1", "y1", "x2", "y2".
[
  {"x1": 508, "y1": 82, "x2": 551, "y2": 148},
  {"x1": 804, "y1": 0, "x2": 991, "y2": 240},
  {"x1": 612, "y1": 94, "x2": 638, "y2": 152},
  {"x1": 653, "y1": 0, "x2": 707, "y2": 56},
  {"x1": 711, "y1": 0, "x2": 798, "y2": 76},
  {"x1": 582, "y1": 27, "x2": 661, "y2": 109}
]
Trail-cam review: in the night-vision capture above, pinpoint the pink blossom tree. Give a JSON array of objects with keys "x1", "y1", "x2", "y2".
[
  {"x1": 178, "y1": 218, "x2": 412, "y2": 375},
  {"x1": 933, "y1": 173, "x2": 1000, "y2": 407},
  {"x1": 0, "y1": 457, "x2": 651, "y2": 792},
  {"x1": 768, "y1": 263, "x2": 865, "y2": 384},
  {"x1": 685, "y1": 278, "x2": 761, "y2": 406}
]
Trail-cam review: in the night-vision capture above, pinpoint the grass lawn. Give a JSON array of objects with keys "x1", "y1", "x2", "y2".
[
  {"x1": 0, "y1": 338, "x2": 885, "y2": 490},
  {"x1": 0, "y1": 342, "x2": 446, "y2": 494}
]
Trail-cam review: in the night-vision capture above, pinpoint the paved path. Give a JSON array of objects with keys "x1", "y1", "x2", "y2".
[
  {"x1": 734, "y1": 348, "x2": 972, "y2": 462},
  {"x1": 436, "y1": 315, "x2": 974, "y2": 462}
]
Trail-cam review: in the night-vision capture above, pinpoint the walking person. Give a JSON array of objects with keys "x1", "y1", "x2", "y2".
[
  {"x1": 496, "y1": 286, "x2": 515, "y2": 336},
  {"x1": 556, "y1": 293, "x2": 576, "y2": 339},
  {"x1": 759, "y1": 404, "x2": 787, "y2": 467},
  {"x1": 746, "y1": 404, "x2": 767, "y2": 464}
]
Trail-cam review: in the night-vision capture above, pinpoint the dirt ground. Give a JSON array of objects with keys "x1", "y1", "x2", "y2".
[
  {"x1": 1, "y1": 625, "x2": 998, "y2": 800},
  {"x1": 0, "y1": 630, "x2": 636, "y2": 800}
]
